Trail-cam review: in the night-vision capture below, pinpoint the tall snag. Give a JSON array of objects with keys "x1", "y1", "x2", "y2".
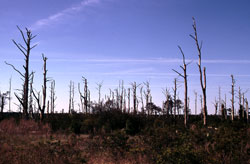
[
  {"x1": 231, "y1": 75, "x2": 235, "y2": 121},
  {"x1": 194, "y1": 91, "x2": 197, "y2": 115},
  {"x1": 50, "y1": 80, "x2": 56, "y2": 113},
  {"x1": 172, "y1": 46, "x2": 189, "y2": 126},
  {"x1": 32, "y1": 54, "x2": 48, "y2": 120},
  {"x1": 190, "y1": 17, "x2": 207, "y2": 125},
  {"x1": 5, "y1": 26, "x2": 37, "y2": 119},
  {"x1": 143, "y1": 81, "x2": 151, "y2": 115},
  {"x1": 130, "y1": 82, "x2": 141, "y2": 114}
]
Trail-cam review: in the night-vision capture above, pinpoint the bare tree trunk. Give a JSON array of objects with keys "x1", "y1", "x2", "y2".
[
  {"x1": 82, "y1": 77, "x2": 88, "y2": 113},
  {"x1": 128, "y1": 88, "x2": 130, "y2": 113},
  {"x1": 123, "y1": 89, "x2": 126, "y2": 113},
  {"x1": 9, "y1": 77, "x2": 12, "y2": 112},
  {"x1": 238, "y1": 87, "x2": 242, "y2": 119},
  {"x1": 50, "y1": 80, "x2": 56, "y2": 113},
  {"x1": 96, "y1": 81, "x2": 103, "y2": 106},
  {"x1": 194, "y1": 91, "x2": 197, "y2": 115},
  {"x1": 47, "y1": 100, "x2": 49, "y2": 114},
  {"x1": 213, "y1": 98, "x2": 218, "y2": 115},
  {"x1": 69, "y1": 81, "x2": 72, "y2": 114},
  {"x1": 29, "y1": 72, "x2": 34, "y2": 117},
  {"x1": 173, "y1": 78, "x2": 177, "y2": 118},
  {"x1": 231, "y1": 75, "x2": 235, "y2": 121},
  {"x1": 120, "y1": 80, "x2": 124, "y2": 110},
  {"x1": 140, "y1": 86, "x2": 144, "y2": 114},
  {"x1": 200, "y1": 95, "x2": 203, "y2": 115},
  {"x1": 224, "y1": 94, "x2": 227, "y2": 109},
  {"x1": 41, "y1": 55, "x2": 48, "y2": 120},
  {"x1": 243, "y1": 93, "x2": 245, "y2": 119},
  {"x1": 88, "y1": 89, "x2": 90, "y2": 113},
  {"x1": 219, "y1": 86, "x2": 221, "y2": 115},
  {"x1": 33, "y1": 55, "x2": 48, "y2": 120},
  {"x1": 71, "y1": 82, "x2": 75, "y2": 112},
  {"x1": 246, "y1": 99, "x2": 249, "y2": 123},
  {"x1": 190, "y1": 17, "x2": 207, "y2": 125},
  {"x1": 143, "y1": 81, "x2": 150, "y2": 116},
  {"x1": 5, "y1": 27, "x2": 37, "y2": 119},
  {"x1": 172, "y1": 46, "x2": 188, "y2": 126},
  {"x1": 130, "y1": 82, "x2": 141, "y2": 114}
]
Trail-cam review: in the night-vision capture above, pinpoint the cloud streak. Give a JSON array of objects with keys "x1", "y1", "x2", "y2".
[
  {"x1": 3, "y1": 58, "x2": 250, "y2": 65},
  {"x1": 30, "y1": 0, "x2": 100, "y2": 30}
]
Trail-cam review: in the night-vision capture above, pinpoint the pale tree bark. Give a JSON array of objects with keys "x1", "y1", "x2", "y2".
[
  {"x1": 194, "y1": 91, "x2": 197, "y2": 115},
  {"x1": 5, "y1": 26, "x2": 37, "y2": 119},
  {"x1": 212, "y1": 98, "x2": 218, "y2": 115},
  {"x1": 128, "y1": 88, "x2": 130, "y2": 113},
  {"x1": 190, "y1": 17, "x2": 207, "y2": 125},
  {"x1": 68, "y1": 81, "x2": 75, "y2": 113},
  {"x1": 50, "y1": 80, "x2": 56, "y2": 113},
  {"x1": 143, "y1": 81, "x2": 151, "y2": 115},
  {"x1": 32, "y1": 55, "x2": 48, "y2": 120},
  {"x1": 96, "y1": 81, "x2": 103, "y2": 106},
  {"x1": 246, "y1": 99, "x2": 249, "y2": 123},
  {"x1": 162, "y1": 87, "x2": 170, "y2": 115},
  {"x1": 231, "y1": 75, "x2": 235, "y2": 121},
  {"x1": 140, "y1": 86, "x2": 144, "y2": 114},
  {"x1": 29, "y1": 72, "x2": 34, "y2": 117},
  {"x1": 172, "y1": 46, "x2": 189, "y2": 126},
  {"x1": 130, "y1": 82, "x2": 141, "y2": 114},
  {"x1": 172, "y1": 78, "x2": 177, "y2": 117},
  {"x1": 8, "y1": 77, "x2": 12, "y2": 112}
]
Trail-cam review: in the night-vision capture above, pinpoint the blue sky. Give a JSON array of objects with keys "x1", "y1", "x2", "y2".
[{"x1": 1, "y1": 0, "x2": 250, "y2": 114}]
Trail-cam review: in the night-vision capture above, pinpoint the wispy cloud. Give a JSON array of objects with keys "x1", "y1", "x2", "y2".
[
  {"x1": 30, "y1": 0, "x2": 100, "y2": 30},
  {"x1": 3, "y1": 58, "x2": 250, "y2": 64}
]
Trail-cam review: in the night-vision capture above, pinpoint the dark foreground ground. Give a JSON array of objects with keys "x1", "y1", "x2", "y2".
[{"x1": 0, "y1": 111, "x2": 249, "y2": 164}]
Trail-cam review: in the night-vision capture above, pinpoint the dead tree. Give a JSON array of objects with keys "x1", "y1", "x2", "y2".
[
  {"x1": 29, "y1": 72, "x2": 34, "y2": 117},
  {"x1": 231, "y1": 75, "x2": 235, "y2": 121},
  {"x1": 143, "y1": 81, "x2": 151, "y2": 115},
  {"x1": 130, "y1": 82, "x2": 141, "y2": 114},
  {"x1": 0, "y1": 92, "x2": 9, "y2": 113},
  {"x1": 88, "y1": 89, "x2": 91, "y2": 113},
  {"x1": 32, "y1": 55, "x2": 48, "y2": 120},
  {"x1": 246, "y1": 99, "x2": 249, "y2": 123},
  {"x1": 213, "y1": 98, "x2": 218, "y2": 115},
  {"x1": 50, "y1": 80, "x2": 56, "y2": 113},
  {"x1": 114, "y1": 90, "x2": 119, "y2": 109},
  {"x1": 243, "y1": 93, "x2": 245, "y2": 119},
  {"x1": 194, "y1": 91, "x2": 197, "y2": 115},
  {"x1": 224, "y1": 94, "x2": 227, "y2": 109},
  {"x1": 68, "y1": 81, "x2": 75, "y2": 113},
  {"x1": 190, "y1": 17, "x2": 207, "y2": 125},
  {"x1": 123, "y1": 89, "x2": 127, "y2": 113},
  {"x1": 128, "y1": 88, "x2": 130, "y2": 113},
  {"x1": 5, "y1": 26, "x2": 37, "y2": 119},
  {"x1": 96, "y1": 81, "x2": 103, "y2": 106},
  {"x1": 238, "y1": 87, "x2": 242, "y2": 119},
  {"x1": 221, "y1": 104, "x2": 227, "y2": 119},
  {"x1": 82, "y1": 77, "x2": 88, "y2": 113},
  {"x1": 140, "y1": 86, "x2": 144, "y2": 114},
  {"x1": 78, "y1": 83, "x2": 84, "y2": 113},
  {"x1": 162, "y1": 87, "x2": 170, "y2": 115},
  {"x1": 172, "y1": 46, "x2": 189, "y2": 126},
  {"x1": 219, "y1": 86, "x2": 221, "y2": 115},
  {"x1": 47, "y1": 100, "x2": 49, "y2": 114},
  {"x1": 200, "y1": 95, "x2": 203, "y2": 115},
  {"x1": 119, "y1": 80, "x2": 124, "y2": 110},
  {"x1": 8, "y1": 77, "x2": 12, "y2": 112},
  {"x1": 172, "y1": 78, "x2": 177, "y2": 117}
]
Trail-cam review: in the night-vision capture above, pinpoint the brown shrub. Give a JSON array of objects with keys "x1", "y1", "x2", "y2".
[{"x1": 0, "y1": 118, "x2": 51, "y2": 135}]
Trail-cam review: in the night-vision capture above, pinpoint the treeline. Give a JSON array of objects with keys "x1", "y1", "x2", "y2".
[{"x1": 0, "y1": 18, "x2": 249, "y2": 127}]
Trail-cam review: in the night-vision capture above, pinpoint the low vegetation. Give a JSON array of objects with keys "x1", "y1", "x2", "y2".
[{"x1": 0, "y1": 111, "x2": 249, "y2": 164}]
